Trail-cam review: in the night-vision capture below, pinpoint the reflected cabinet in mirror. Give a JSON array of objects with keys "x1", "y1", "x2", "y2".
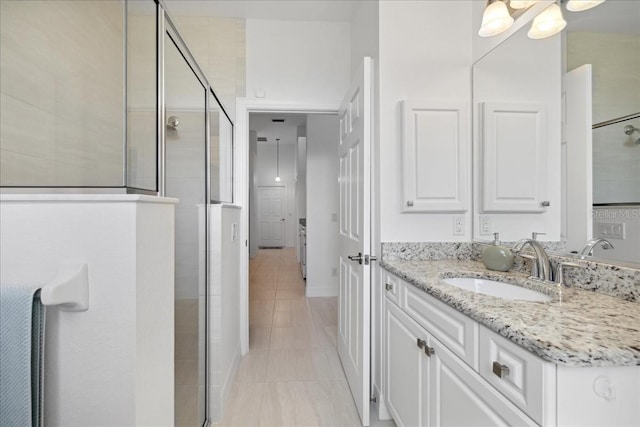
[{"x1": 473, "y1": 0, "x2": 640, "y2": 265}]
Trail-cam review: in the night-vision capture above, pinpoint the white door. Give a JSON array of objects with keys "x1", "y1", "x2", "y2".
[
  {"x1": 258, "y1": 186, "x2": 285, "y2": 247},
  {"x1": 338, "y1": 57, "x2": 372, "y2": 426},
  {"x1": 562, "y1": 65, "x2": 593, "y2": 252}
]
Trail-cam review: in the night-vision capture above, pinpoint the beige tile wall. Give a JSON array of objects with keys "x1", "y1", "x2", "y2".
[
  {"x1": 0, "y1": 0, "x2": 125, "y2": 187},
  {"x1": 171, "y1": 15, "x2": 246, "y2": 121},
  {"x1": 567, "y1": 32, "x2": 640, "y2": 204}
]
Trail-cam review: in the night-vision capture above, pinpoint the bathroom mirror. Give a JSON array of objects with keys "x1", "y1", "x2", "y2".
[{"x1": 472, "y1": 0, "x2": 640, "y2": 266}]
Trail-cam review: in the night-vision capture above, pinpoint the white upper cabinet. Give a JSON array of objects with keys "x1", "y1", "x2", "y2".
[
  {"x1": 480, "y1": 102, "x2": 548, "y2": 213},
  {"x1": 401, "y1": 101, "x2": 469, "y2": 213}
]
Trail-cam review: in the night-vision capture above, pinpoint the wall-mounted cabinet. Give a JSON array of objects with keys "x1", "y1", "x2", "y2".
[
  {"x1": 481, "y1": 102, "x2": 548, "y2": 213},
  {"x1": 401, "y1": 101, "x2": 469, "y2": 213}
]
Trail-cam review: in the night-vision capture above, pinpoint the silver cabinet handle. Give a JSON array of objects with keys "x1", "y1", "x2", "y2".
[
  {"x1": 492, "y1": 361, "x2": 510, "y2": 378},
  {"x1": 385, "y1": 283, "x2": 393, "y2": 291},
  {"x1": 416, "y1": 338, "x2": 426, "y2": 349},
  {"x1": 406, "y1": 200, "x2": 414, "y2": 207},
  {"x1": 541, "y1": 201, "x2": 550, "y2": 207},
  {"x1": 424, "y1": 346, "x2": 435, "y2": 357}
]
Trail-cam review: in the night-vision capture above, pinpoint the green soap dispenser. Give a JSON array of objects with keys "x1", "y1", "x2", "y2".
[{"x1": 482, "y1": 232, "x2": 514, "y2": 272}]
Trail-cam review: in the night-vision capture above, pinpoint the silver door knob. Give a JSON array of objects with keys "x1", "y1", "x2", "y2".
[{"x1": 347, "y1": 253, "x2": 363, "y2": 265}]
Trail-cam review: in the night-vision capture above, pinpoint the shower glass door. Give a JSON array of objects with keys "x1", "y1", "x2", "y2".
[{"x1": 164, "y1": 31, "x2": 208, "y2": 426}]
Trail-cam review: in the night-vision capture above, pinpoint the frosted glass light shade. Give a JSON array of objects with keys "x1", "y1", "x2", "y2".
[
  {"x1": 566, "y1": 0, "x2": 606, "y2": 12},
  {"x1": 275, "y1": 176, "x2": 281, "y2": 182},
  {"x1": 478, "y1": 1, "x2": 514, "y2": 37},
  {"x1": 510, "y1": 0, "x2": 539, "y2": 9},
  {"x1": 528, "y1": 3, "x2": 566, "y2": 39}
]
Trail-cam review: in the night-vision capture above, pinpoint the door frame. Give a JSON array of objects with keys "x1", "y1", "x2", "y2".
[{"x1": 235, "y1": 100, "x2": 338, "y2": 354}]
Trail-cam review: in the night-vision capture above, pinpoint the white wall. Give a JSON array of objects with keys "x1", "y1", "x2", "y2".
[
  {"x1": 306, "y1": 115, "x2": 340, "y2": 297},
  {"x1": 592, "y1": 206, "x2": 640, "y2": 264},
  {"x1": 378, "y1": 1, "x2": 474, "y2": 242},
  {"x1": 246, "y1": 19, "x2": 351, "y2": 107},
  {"x1": 209, "y1": 205, "x2": 242, "y2": 422},
  {"x1": 0, "y1": 195, "x2": 175, "y2": 426}
]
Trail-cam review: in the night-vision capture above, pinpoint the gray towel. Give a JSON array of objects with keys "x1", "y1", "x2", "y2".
[{"x1": 0, "y1": 286, "x2": 45, "y2": 427}]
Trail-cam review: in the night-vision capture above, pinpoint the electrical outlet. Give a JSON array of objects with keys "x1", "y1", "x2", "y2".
[
  {"x1": 331, "y1": 267, "x2": 338, "y2": 277},
  {"x1": 453, "y1": 215, "x2": 465, "y2": 235},
  {"x1": 479, "y1": 216, "x2": 491, "y2": 235}
]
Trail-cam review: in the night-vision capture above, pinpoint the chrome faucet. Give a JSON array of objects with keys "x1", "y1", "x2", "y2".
[
  {"x1": 578, "y1": 238, "x2": 614, "y2": 257},
  {"x1": 512, "y1": 233, "x2": 552, "y2": 282}
]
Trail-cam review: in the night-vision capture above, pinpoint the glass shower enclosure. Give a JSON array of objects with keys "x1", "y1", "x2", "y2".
[{"x1": 0, "y1": 0, "x2": 234, "y2": 425}]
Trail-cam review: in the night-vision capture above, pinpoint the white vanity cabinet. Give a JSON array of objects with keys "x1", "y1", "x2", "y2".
[
  {"x1": 383, "y1": 286, "x2": 536, "y2": 427},
  {"x1": 381, "y1": 267, "x2": 640, "y2": 427}
]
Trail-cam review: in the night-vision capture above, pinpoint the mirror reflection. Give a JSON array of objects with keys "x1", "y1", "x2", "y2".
[{"x1": 473, "y1": 0, "x2": 640, "y2": 265}]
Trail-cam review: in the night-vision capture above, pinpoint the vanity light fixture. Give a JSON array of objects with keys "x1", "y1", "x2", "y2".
[
  {"x1": 275, "y1": 138, "x2": 281, "y2": 182},
  {"x1": 566, "y1": 0, "x2": 606, "y2": 12},
  {"x1": 510, "y1": 0, "x2": 540, "y2": 9},
  {"x1": 527, "y1": 3, "x2": 567, "y2": 39},
  {"x1": 478, "y1": 0, "x2": 514, "y2": 37}
]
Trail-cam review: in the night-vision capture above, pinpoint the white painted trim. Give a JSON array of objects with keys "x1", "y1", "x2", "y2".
[{"x1": 235, "y1": 98, "x2": 339, "y2": 355}]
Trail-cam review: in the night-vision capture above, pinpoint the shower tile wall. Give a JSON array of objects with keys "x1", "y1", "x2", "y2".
[
  {"x1": 171, "y1": 15, "x2": 246, "y2": 120},
  {"x1": 0, "y1": 0, "x2": 125, "y2": 187},
  {"x1": 567, "y1": 32, "x2": 640, "y2": 204}
]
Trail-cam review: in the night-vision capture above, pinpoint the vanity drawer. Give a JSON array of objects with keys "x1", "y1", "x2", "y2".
[
  {"x1": 382, "y1": 269, "x2": 401, "y2": 305},
  {"x1": 479, "y1": 325, "x2": 555, "y2": 426},
  {"x1": 402, "y1": 282, "x2": 477, "y2": 368}
]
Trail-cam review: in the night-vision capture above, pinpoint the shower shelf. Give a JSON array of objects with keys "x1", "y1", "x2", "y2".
[{"x1": 41, "y1": 262, "x2": 89, "y2": 312}]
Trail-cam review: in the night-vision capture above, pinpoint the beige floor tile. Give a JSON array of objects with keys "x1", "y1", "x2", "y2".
[
  {"x1": 249, "y1": 287, "x2": 277, "y2": 301},
  {"x1": 175, "y1": 331, "x2": 198, "y2": 361},
  {"x1": 273, "y1": 298, "x2": 308, "y2": 312},
  {"x1": 235, "y1": 349, "x2": 269, "y2": 383},
  {"x1": 218, "y1": 382, "x2": 265, "y2": 427},
  {"x1": 277, "y1": 278, "x2": 305, "y2": 290},
  {"x1": 309, "y1": 297, "x2": 338, "y2": 327},
  {"x1": 272, "y1": 307, "x2": 314, "y2": 329},
  {"x1": 270, "y1": 326, "x2": 317, "y2": 349},
  {"x1": 276, "y1": 287, "x2": 305, "y2": 300},
  {"x1": 314, "y1": 324, "x2": 338, "y2": 348},
  {"x1": 259, "y1": 380, "x2": 360, "y2": 427},
  {"x1": 249, "y1": 327, "x2": 272, "y2": 350},
  {"x1": 265, "y1": 348, "x2": 328, "y2": 382},
  {"x1": 249, "y1": 307, "x2": 274, "y2": 328}
]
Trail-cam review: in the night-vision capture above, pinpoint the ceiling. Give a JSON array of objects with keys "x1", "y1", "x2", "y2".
[{"x1": 162, "y1": 0, "x2": 361, "y2": 22}]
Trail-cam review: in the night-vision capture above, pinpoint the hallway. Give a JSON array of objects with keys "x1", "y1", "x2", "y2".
[{"x1": 219, "y1": 248, "x2": 385, "y2": 426}]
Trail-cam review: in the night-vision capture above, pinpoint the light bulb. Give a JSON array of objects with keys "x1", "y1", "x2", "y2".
[
  {"x1": 566, "y1": 0, "x2": 606, "y2": 12},
  {"x1": 478, "y1": 1, "x2": 514, "y2": 37},
  {"x1": 509, "y1": 0, "x2": 539, "y2": 10},
  {"x1": 528, "y1": 3, "x2": 566, "y2": 39},
  {"x1": 275, "y1": 176, "x2": 281, "y2": 182}
]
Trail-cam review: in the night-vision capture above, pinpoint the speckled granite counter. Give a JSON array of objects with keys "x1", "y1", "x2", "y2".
[{"x1": 380, "y1": 259, "x2": 640, "y2": 368}]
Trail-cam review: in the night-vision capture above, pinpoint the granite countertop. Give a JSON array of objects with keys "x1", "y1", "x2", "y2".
[{"x1": 380, "y1": 259, "x2": 640, "y2": 368}]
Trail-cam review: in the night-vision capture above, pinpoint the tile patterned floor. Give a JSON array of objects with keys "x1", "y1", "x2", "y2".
[{"x1": 217, "y1": 247, "x2": 395, "y2": 427}]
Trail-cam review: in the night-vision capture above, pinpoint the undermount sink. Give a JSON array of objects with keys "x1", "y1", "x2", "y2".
[{"x1": 441, "y1": 277, "x2": 552, "y2": 302}]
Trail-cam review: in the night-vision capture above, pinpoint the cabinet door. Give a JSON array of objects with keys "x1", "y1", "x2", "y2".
[
  {"x1": 384, "y1": 299, "x2": 430, "y2": 427},
  {"x1": 430, "y1": 337, "x2": 537, "y2": 427}
]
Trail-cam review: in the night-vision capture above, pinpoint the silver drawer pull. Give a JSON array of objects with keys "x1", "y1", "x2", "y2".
[
  {"x1": 385, "y1": 283, "x2": 393, "y2": 291},
  {"x1": 424, "y1": 346, "x2": 435, "y2": 357},
  {"x1": 406, "y1": 200, "x2": 414, "y2": 207},
  {"x1": 417, "y1": 338, "x2": 426, "y2": 349},
  {"x1": 492, "y1": 361, "x2": 510, "y2": 378}
]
